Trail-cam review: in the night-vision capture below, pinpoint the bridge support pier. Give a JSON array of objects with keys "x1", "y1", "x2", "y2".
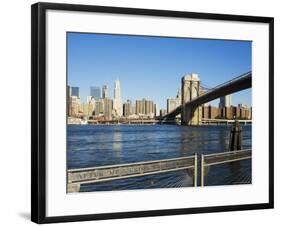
[
  {"x1": 181, "y1": 73, "x2": 202, "y2": 125},
  {"x1": 181, "y1": 105, "x2": 202, "y2": 125}
]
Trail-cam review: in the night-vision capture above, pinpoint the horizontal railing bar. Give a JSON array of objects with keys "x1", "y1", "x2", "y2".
[
  {"x1": 203, "y1": 149, "x2": 251, "y2": 157},
  {"x1": 68, "y1": 155, "x2": 195, "y2": 172},
  {"x1": 68, "y1": 158, "x2": 195, "y2": 183},
  {"x1": 70, "y1": 165, "x2": 195, "y2": 185},
  {"x1": 67, "y1": 149, "x2": 252, "y2": 188},
  {"x1": 204, "y1": 156, "x2": 251, "y2": 167}
]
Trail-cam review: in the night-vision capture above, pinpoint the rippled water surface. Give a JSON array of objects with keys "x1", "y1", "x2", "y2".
[{"x1": 67, "y1": 125, "x2": 252, "y2": 192}]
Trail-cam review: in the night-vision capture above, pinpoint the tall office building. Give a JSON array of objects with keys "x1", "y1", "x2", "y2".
[
  {"x1": 90, "y1": 86, "x2": 101, "y2": 99},
  {"x1": 70, "y1": 86, "x2": 79, "y2": 97},
  {"x1": 69, "y1": 96, "x2": 80, "y2": 116},
  {"x1": 86, "y1": 96, "x2": 95, "y2": 116},
  {"x1": 102, "y1": 85, "x2": 109, "y2": 99},
  {"x1": 219, "y1": 95, "x2": 232, "y2": 108},
  {"x1": 80, "y1": 102, "x2": 94, "y2": 117},
  {"x1": 113, "y1": 80, "x2": 122, "y2": 117},
  {"x1": 104, "y1": 98, "x2": 113, "y2": 120},
  {"x1": 123, "y1": 100, "x2": 133, "y2": 117},
  {"x1": 145, "y1": 100, "x2": 154, "y2": 116},
  {"x1": 135, "y1": 99, "x2": 154, "y2": 117},
  {"x1": 94, "y1": 100, "x2": 104, "y2": 116},
  {"x1": 135, "y1": 99, "x2": 145, "y2": 115}
]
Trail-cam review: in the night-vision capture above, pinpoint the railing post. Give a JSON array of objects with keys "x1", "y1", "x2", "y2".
[
  {"x1": 201, "y1": 154, "x2": 204, "y2": 187},
  {"x1": 229, "y1": 119, "x2": 242, "y2": 151},
  {"x1": 194, "y1": 153, "x2": 197, "y2": 187}
]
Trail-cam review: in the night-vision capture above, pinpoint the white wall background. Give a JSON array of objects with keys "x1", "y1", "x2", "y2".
[{"x1": 0, "y1": 0, "x2": 279, "y2": 225}]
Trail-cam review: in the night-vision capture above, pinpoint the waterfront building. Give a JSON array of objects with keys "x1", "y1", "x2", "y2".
[
  {"x1": 224, "y1": 106, "x2": 235, "y2": 119},
  {"x1": 84, "y1": 96, "x2": 95, "y2": 116},
  {"x1": 145, "y1": 100, "x2": 154, "y2": 116},
  {"x1": 249, "y1": 107, "x2": 252, "y2": 119},
  {"x1": 94, "y1": 99, "x2": 104, "y2": 116},
  {"x1": 67, "y1": 85, "x2": 70, "y2": 116},
  {"x1": 102, "y1": 85, "x2": 109, "y2": 99},
  {"x1": 237, "y1": 104, "x2": 251, "y2": 119},
  {"x1": 135, "y1": 98, "x2": 155, "y2": 118},
  {"x1": 86, "y1": 96, "x2": 95, "y2": 104},
  {"x1": 90, "y1": 86, "x2": 101, "y2": 99},
  {"x1": 70, "y1": 86, "x2": 79, "y2": 97},
  {"x1": 79, "y1": 103, "x2": 93, "y2": 117},
  {"x1": 167, "y1": 89, "x2": 181, "y2": 113},
  {"x1": 104, "y1": 98, "x2": 113, "y2": 120},
  {"x1": 69, "y1": 96, "x2": 80, "y2": 116},
  {"x1": 136, "y1": 100, "x2": 145, "y2": 115},
  {"x1": 219, "y1": 95, "x2": 232, "y2": 108},
  {"x1": 160, "y1": 109, "x2": 167, "y2": 117},
  {"x1": 113, "y1": 80, "x2": 122, "y2": 117},
  {"x1": 202, "y1": 106, "x2": 209, "y2": 119},
  {"x1": 202, "y1": 105, "x2": 220, "y2": 119},
  {"x1": 123, "y1": 100, "x2": 133, "y2": 117},
  {"x1": 209, "y1": 105, "x2": 220, "y2": 119}
]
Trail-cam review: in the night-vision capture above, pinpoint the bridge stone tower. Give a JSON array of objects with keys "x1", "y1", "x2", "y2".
[{"x1": 181, "y1": 73, "x2": 202, "y2": 125}]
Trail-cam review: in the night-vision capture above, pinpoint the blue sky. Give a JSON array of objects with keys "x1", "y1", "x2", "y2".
[{"x1": 67, "y1": 32, "x2": 252, "y2": 109}]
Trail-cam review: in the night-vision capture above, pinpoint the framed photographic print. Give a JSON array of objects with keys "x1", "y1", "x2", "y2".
[{"x1": 31, "y1": 2, "x2": 274, "y2": 224}]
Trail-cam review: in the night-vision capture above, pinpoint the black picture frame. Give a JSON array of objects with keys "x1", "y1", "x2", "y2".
[{"x1": 31, "y1": 2, "x2": 274, "y2": 224}]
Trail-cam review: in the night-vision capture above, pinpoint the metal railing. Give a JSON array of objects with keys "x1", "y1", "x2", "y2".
[
  {"x1": 200, "y1": 149, "x2": 252, "y2": 186},
  {"x1": 67, "y1": 149, "x2": 252, "y2": 192},
  {"x1": 67, "y1": 154, "x2": 197, "y2": 193}
]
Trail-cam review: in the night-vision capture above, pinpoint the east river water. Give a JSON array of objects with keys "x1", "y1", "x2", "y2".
[{"x1": 67, "y1": 124, "x2": 252, "y2": 192}]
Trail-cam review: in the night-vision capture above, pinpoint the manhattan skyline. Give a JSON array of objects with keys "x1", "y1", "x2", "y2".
[{"x1": 67, "y1": 32, "x2": 252, "y2": 109}]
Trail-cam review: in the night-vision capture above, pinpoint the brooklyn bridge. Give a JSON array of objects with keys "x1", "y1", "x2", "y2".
[{"x1": 161, "y1": 71, "x2": 252, "y2": 125}]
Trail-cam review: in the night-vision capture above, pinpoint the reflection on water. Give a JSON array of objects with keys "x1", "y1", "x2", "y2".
[
  {"x1": 112, "y1": 129, "x2": 122, "y2": 158},
  {"x1": 67, "y1": 125, "x2": 252, "y2": 191}
]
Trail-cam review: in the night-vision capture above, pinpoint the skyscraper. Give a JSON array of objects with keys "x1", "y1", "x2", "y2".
[
  {"x1": 94, "y1": 100, "x2": 104, "y2": 116},
  {"x1": 123, "y1": 100, "x2": 133, "y2": 117},
  {"x1": 90, "y1": 86, "x2": 101, "y2": 99},
  {"x1": 113, "y1": 80, "x2": 122, "y2": 117},
  {"x1": 69, "y1": 96, "x2": 80, "y2": 116},
  {"x1": 102, "y1": 85, "x2": 109, "y2": 99},
  {"x1": 135, "y1": 99, "x2": 154, "y2": 117},
  {"x1": 104, "y1": 98, "x2": 113, "y2": 120},
  {"x1": 70, "y1": 86, "x2": 79, "y2": 97},
  {"x1": 136, "y1": 99, "x2": 145, "y2": 115},
  {"x1": 219, "y1": 95, "x2": 232, "y2": 108}
]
